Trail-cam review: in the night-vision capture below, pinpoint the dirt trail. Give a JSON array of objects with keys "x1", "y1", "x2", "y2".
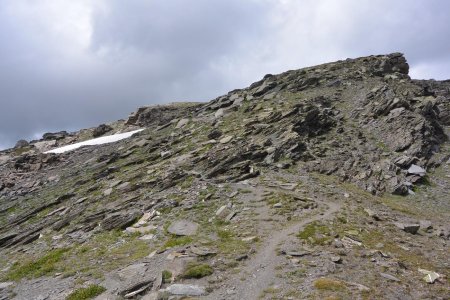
[{"x1": 206, "y1": 188, "x2": 342, "y2": 300}]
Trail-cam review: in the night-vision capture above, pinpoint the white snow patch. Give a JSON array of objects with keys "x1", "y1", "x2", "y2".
[{"x1": 44, "y1": 129, "x2": 144, "y2": 154}]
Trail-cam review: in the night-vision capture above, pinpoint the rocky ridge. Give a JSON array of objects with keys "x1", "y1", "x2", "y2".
[{"x1": 0, "y1": 53, "x2": 449, "y2": 299}]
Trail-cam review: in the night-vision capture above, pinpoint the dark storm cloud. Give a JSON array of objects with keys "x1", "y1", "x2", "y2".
[{"x1": 1, "y1": 0, "x2": 450, "y2": 150}]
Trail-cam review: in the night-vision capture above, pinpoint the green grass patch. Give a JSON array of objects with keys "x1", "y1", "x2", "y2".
[
  {"x1": 216, "y1": 229, "x2": 250, "y2": 255},
  {"x1": 313, "y1": 278, "x2": 346, "y2": 291},
  {"x1": 297, "y1": 222, "x2": 331, "y2": 245},
  {"x1": 66, "y1": 284, "x2": 106, "y2": 300},
  {"x1": 182, "y1": 262, "x2": 213, "y2": 279},
  {"x1": 163, "y1": 236, "x2": 193, "y2": 249},
  {"x1": 162, "y1": 270, "x2": 172, "y2": 283},
  {"x1": 5, "y1": 248, "x2": 68, "y2": 281},
  {"x1": 179, "y1": 176, "x2": 195, "y2": 189}
]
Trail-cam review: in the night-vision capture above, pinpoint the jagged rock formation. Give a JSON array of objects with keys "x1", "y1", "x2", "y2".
[{"x1": 0, "y1": 53, "x2": 448, "y2": 300}]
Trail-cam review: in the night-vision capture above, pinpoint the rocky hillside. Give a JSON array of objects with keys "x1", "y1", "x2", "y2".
[{"x1": 0, "y1": 53, "x2": 449, "y2": 300}]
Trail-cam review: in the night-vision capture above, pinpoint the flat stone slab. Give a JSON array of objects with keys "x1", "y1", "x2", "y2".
[
  {"x1": 407, "y1": 164, "x2": 426, "y2": 176},
  {"x1": 167, "y1": 220, "x2": 198, "y2": 236},
  {"x1": 166, "y1": 284, "x2": 206, "y2": 296}
]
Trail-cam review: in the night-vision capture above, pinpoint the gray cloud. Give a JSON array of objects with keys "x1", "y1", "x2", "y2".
[{"x1": 1, "y1": 0, "x2": 450, "y2": 149}]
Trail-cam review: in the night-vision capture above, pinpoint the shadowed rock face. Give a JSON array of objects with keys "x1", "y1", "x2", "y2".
[{"x1": 0, "y1": 53, "x2": 449, "y2": 300}]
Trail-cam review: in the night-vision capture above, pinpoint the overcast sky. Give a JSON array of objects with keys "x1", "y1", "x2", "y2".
[{"x1": 1, "y1": 0, "x2": 450, "y2": 150}]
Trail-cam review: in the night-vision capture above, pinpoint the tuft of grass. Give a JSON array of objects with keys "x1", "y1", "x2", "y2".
[
  {"x1": 65, "y1": 284, "x2": 106, "y2": 300},
  {"x1": 179, "y1": 176, "x2": 195, "y2": 189},
  {"x1": 6, "y1": 248, "x2": 68, "y2": 281},
  {"x1": 162, "y1": 270, "x2": 172, "y2": 283},
  {"x1": 182, "y1": 262, "x2": 213, "y2": 279},
  {"x1": 163, "y1": 236, "x2": 193, "y2": 249},
  {"x1": 297, "y1": 222, "x2": 331, "y2": 245},
  {"x1": 313, "y1": 278, "x2": 346, "y2": 291},
  {"x1": 216, "y1": 229, "x2": 249, "y2": 255}
]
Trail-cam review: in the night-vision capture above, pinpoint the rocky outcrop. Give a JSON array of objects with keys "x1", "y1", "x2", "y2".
[
  {"x1": 92, "y1": 124, "x2": 113, "y2": 137},
  {"x1": 0, "y1": 53, "x2": 448, "y2": 300},
  {"x1": 126, "y1": 103, "x2": 201, "y2": 127}
]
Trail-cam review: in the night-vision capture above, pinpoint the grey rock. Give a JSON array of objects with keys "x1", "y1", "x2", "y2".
[
  {"x1": 419, "y1": 220, "x2": 433, "y2": 230},
  {"x1": 207, "y1": 129, "x2": 222, "y2": 140},
  {"x1": 273, "y1": 202, "x2": 282, "y2": 208},
  {"x1": 364, "y1": 208, "x2": 381, "y2": 221},
  {"x1": 215, "y1": 108, "x2": 224, "y2": 118},
  {"x1": 216, "y1": 205, "x2": 233, "y2": 220},
  {"x1": 407, "y1": 164, "x2": 426, "y2": 176},
  {"x1": 14, "y1": 140, "x2": 29, "y2": 148},
  {"x1": 175, "y1": 118, "x2": 189, "y2": 129},
  {"x1": 101, "y1": 210, "x2": 142, "y2": 231},
  {"x1": 43, "y1": 130, "x2": 68, "y2": 140},
  {"x1": 190, "y1": 246, "x2": 217, "y2": 256},
  {"x1": 166, "y1": 284, "x2": 206, "y2": 296},
  {"x1": 93, "y1": 124, "x2": 113, "y2": 137},
  {"x1": 283, "y1": 250, "x2": 311, "y2": 257},
  {"x1": 160, "y1": 150, "x2": 172, "y2": 159},
  {"x1": 380, "y1": 272, "x2": 400, "y2": 282},
  {"x1": 394, "y1": 222, "x2": 420, "y2": 234},
  {"x1": 167, "y1": 220, "x2": 199, "y2": 236},
  {"x1": 103, "y1": 188, "x2": 113, "y2": 196},
  {"x1": 331, "y1": 256, "x2": 342, "y2": 263},
  {"x1": 219, "y1": 136, "x2": 233, "y2": 144},
  {"x1": 0, "y1": 282, "x2": 13, "y2": 289}
]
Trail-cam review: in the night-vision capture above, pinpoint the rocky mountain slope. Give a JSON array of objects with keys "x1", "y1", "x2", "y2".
[{"x1": 0, "y1": 53, "x2": 449, "y2": 300}]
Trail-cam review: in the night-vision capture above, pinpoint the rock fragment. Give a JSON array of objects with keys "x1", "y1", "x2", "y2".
[
  {"x1": 167, "y1": 220, "x2": 198, "y2": 236},
  {"x1": 166, "y1": 284, "x2": 206, "y2": 296},
  {"x1": 394, "y1": 222, "x2": 420, "y2": 234}
]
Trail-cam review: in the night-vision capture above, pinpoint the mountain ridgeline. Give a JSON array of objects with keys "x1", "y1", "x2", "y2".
[{"x1": 0, "y1": 53, "x2": 449, "y2": 299}]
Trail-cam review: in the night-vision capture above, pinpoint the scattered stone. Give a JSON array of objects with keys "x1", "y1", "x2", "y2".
[
  {"x1": 219, "y1": 136, "x2": 233, "y2": 144},
  {"x1": 207, "y1": 129, "x2": 222, "y2": 139},
  {"x1": 279, "y1": 183, "x2": 297, "y2": 190},
  {"x1": 407, "y1": 164, "x2": 426, "y2": 176},
  {"x1": 273, "y1": 202, "x2": 282, "y2": 208},
  {"x1": 176, "y1": 118, "x2": 189, "y2": 129},
  {"x1": 380, "y1": 272, "x2": 400, "y2": 282},
  {"x1": 139, "y1": 234, "x2": 155, "y2": 240},
  {"x1": 215, "y1": 205, "x2": 235, "y2": 220},
  {"x1": 167, "y1": 220, "x2": 199, "y2": 236},
  {"x1": 161, "y1": 150, "x2": 173, "y2": 159},
  {"x1": 190, "y1": 246, "x2": 217, "y2": 256},
  {"x1": 241, "y1": 236, "x2": 258, "y2": 242},
  {"x1": 236, "y1": 254, "x2": 248, "y2": 261},
  {"x1": 215, "y1": 108, "x2": 224, "y2": 118},
  {"x1": 364, "y1": 208, "x2": 381, "y2": 221},
  {"x1": 419, "y1": 220, "x2": 433, "y2": 230},
  {"x1": 342, "y1": 236, "x2": 362, "y2": 247},
  {"x1": 331, "y1": 256, "x2": 342, "y2": 264},
  {"x1": 418, "y1": 268, "x2": 441, "y2": 284},
  {"x1": 117, "y1": 182, "x2": 130, "y2": 190},
  {"x1": 166, "y1": 284, "x2": 206, "y2": 296},
  {"x1": 103, "y1": 188, "x2": 113, "y2": 196},
  {"x1": 283, "y1": 250, "x2": 311, "y2": 257},
  {"x1": 125, "y1": 225, "x2": 156, "y2": 234},
  {"x1": 0, "y1": 282, "x2": 14, "y2": 289},
  {"x1": 394, "y1": 222, "x2": 420, "y2": 234}
]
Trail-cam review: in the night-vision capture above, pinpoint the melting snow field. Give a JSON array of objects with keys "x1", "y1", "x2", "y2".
[{"x1": 44, "y1": 129, "x2": 144, "y2": 154}]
